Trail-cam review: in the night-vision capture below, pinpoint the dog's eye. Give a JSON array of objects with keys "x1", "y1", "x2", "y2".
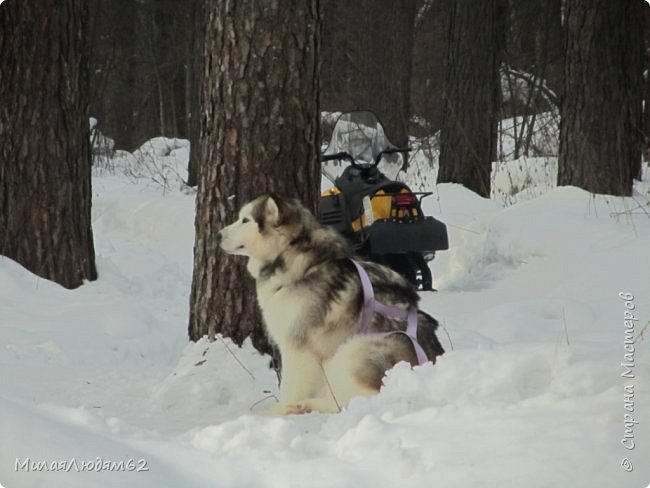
[{"x1": 242, "y1": 217, "x2": 250, "y2": 223}]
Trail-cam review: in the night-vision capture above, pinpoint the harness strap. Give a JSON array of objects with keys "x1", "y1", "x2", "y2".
[{"x1": 350, "y1": 260, "x2": 429, "y2": 365}]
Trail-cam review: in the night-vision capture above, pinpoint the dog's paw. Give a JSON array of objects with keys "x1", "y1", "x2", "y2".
[
  {"x1": 259, "y1": 403, "x2": 312, "y2": 416},
  {"x1": 286, "y1": 403, "x2": 313, "y2": 415}
]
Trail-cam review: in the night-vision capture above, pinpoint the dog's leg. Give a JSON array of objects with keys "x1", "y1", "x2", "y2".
[
  {"x1": 290, "y1": 339, "x2": 381, "y2": 414},
  {"x1": 262, "y1": 345, "x2": 325, "y2": 415}
]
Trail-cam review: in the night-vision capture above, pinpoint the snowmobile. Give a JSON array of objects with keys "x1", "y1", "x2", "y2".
[{"x1": 320, "y1": 111, "x2": 449, "y2": 291}]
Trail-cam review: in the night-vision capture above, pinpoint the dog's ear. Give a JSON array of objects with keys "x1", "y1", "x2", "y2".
[{"x1": 264, "y1": 195, "x2": 280, "y2": 226}]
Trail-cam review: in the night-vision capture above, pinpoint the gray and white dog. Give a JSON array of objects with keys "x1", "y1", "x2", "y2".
[{"x1": 218, "y1": 194, "x2": 444, "y2": 414}]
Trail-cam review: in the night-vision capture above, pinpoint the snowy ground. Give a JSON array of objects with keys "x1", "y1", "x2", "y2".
[{"x1": 1, "y1": 140, "x2": 650, "y2": 488}]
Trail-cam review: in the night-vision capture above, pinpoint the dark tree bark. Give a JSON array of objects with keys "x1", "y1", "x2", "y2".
[
  {"x1": 188, "y1": 0, "x2": 321, "y2": 354},
  {"x1": 0, "y1": 0, "x2": 97, "y2": 289},
  {"x1": 437, "y1": 0, "x2": 502, "y2": 197},
  {"x1": 321, "y1": 0, "x2": 416, "y2": 147},
  {"x1": 558, "y1": 0, "x2": 645, "y2": 196}
]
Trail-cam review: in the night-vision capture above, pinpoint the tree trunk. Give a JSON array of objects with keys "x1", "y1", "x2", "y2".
[
  {"x1": 437, "y1": 0, "x2": 502, "y2": 197},
  {"x1": 0, "y1": 0, "x2": 97, "y2": 289},
  {"x1": 188, "y1": 0, "x2": 321, "y2": 354},
  {"x1": 558, "y1": 0, "x2": 644, "y2": 196}
]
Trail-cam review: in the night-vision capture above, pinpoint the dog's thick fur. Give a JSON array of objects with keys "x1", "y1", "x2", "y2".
[{"x1": 219, "y1": 194, "x2": 444, "y2": 414}]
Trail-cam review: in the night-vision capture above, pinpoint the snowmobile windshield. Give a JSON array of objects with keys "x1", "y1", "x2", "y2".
[{"x1": 322, "y1": 111, "x2": 404, "y2": 181}]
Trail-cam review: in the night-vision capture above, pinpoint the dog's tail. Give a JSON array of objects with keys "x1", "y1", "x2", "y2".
[{"x1": 416, "y1": 311, "x2": 445, "y2": 362}]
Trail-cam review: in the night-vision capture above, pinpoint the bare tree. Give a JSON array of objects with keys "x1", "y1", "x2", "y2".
[
  {"x1": 0, "y1": 0, "x2": 97, "y2": 289},
  {"x1": 558, "y1": 0, "x2": 645, "y2": 196},
  {"x1": 437, "y1": 0, "x2": 503, "y2": 197},
  {"x1": 188, "y1": 0, "x2": 321, "y2": 354}
]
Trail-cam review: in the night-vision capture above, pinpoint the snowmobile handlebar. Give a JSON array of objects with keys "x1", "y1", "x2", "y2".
[
  {"x1": 322, "y1": 152, "x2": 355, "y2": 163},
  {"x1": 323, "y1": 148, "x2": 411, "y2": 169}
]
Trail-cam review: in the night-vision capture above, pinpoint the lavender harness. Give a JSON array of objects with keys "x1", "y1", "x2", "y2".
[{"x1": 350, "y1": 260, "x2": 429, "y2": 365}]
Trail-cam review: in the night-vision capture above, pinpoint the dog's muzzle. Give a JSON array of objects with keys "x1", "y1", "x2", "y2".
[{"x1": 217, "y1": 229, "x2": 245, "y2": 254}]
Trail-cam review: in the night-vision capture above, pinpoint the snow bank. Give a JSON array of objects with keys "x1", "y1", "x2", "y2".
[
  {"x1": 92, "y1": 136, "x2": 190, "y2": 191},
  {"x1": 2, "y1": 146, "x2": 650, "y2": 487}
]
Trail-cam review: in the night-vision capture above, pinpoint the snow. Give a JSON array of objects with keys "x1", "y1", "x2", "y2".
[
  {"x1": 92, "y1": 137, "x2": 190, "y2": 192},
  {"x1": 497, "y1": 111, "x2": 559, "y2": 160},
  {"x1": 2, "y1": 139, "x2": 650, "y2": 488}
]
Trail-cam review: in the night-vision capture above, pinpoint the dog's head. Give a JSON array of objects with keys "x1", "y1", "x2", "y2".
[{"x1": 218, "y1": 194, "x2": 305, "y2": 261}]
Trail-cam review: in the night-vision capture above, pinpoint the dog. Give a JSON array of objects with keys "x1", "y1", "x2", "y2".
[{"x1": 218, "y1": 194, "x2": 444, "y2": 414}]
